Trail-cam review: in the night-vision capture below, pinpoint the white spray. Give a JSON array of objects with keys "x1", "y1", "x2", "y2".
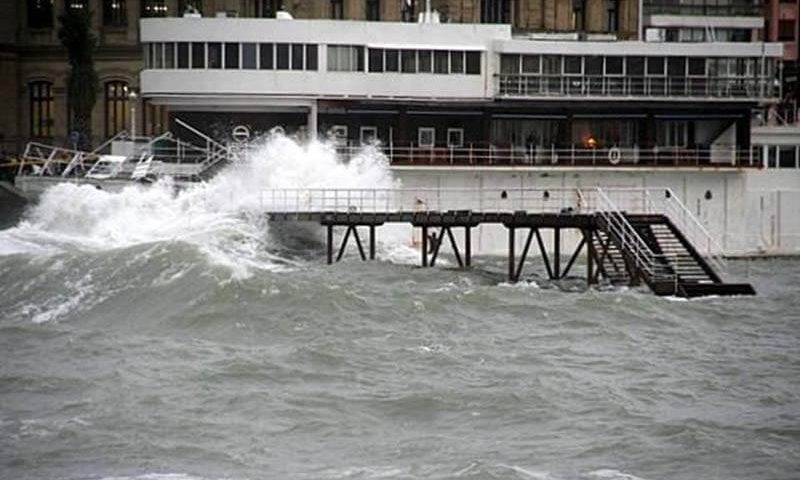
[{"x1": 0, "y1": 134, "x2": 411, "y2": 273}]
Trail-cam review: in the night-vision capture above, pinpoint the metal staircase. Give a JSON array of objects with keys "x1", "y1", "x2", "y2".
[{"x1": 586, "y1": 188, "x2": 755, "y2": 297}]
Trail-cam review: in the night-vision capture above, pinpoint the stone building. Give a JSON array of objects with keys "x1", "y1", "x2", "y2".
[{"x1": 18, "y1": 0, "x2": 793, "y2": 156}]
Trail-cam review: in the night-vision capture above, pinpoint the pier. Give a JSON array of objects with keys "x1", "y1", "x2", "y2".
[{"x1": 264, "y1": 187, "x2": 755, "y2": 298}]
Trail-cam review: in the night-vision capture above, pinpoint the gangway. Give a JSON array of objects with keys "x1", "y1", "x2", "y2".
[{"x1": 261, "y1": 187, "x2": 755, "y2": 298}]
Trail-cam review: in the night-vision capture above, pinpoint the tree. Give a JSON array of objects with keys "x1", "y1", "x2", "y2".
[{"x1": 58, "y1": 8, "x2": 99, "y2": 150}]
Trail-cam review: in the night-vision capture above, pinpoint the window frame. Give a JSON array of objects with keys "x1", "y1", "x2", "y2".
[
  {"x1": 418, "y1": 127, "x2": 435, "y2": 148},
  {"x1": 29, "y1": 80, "x2": 54, "y2": 138}
]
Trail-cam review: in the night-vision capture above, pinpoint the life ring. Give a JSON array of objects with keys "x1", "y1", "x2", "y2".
[{"x1": 608, "y1": 147, "x2": 622, "y2": 165}]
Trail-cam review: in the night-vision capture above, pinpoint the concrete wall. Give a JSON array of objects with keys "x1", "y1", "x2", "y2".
[{"x1": 391, "y1": 167, "x2": 800, "y2": 257}]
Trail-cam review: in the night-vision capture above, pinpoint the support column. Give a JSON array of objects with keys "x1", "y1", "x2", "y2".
[
  {"x1": 326, "y1": 224, "x2": 333, "y2": 264},
  {"x1": 369, "y1": 225, "x2": 376, "y2": 260},
  {"x1": 307, "y1": 100, "x2": 318, "y2": 141},
  {"x1": 464, "y1": 226, "x2": 471, "y2": 268},
  {"x1": 508, "y1": 226, "x2": 516, "y2": 282},
  {"x1": 586, "y1": 229, "x2": 595, "y2": 285},
  {"x1": 421, "y1": 226, "x2": 428, "y2": 267},
  {"x1": 553, "y1": 228, "x2": 561, "y2": 279}
]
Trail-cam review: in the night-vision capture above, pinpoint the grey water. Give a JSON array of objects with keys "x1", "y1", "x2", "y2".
[{"x1": 1, "y1": 234, "x2": 798, "y2": 480}]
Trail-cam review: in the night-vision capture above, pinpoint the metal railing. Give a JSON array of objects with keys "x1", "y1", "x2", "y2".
[
  {"x1": 580, "y1": 187, "x2": 677, "y2": 282},
  {"x1": 341, "y1": 144, "x2": 760, "y2": 168},
  {"x1": 261, "y1": 187, "x2": 585, "y2": 214},
  {"x1": 582, "y1": 187, "x2": 727, "y2": 273},
  {"x1": 496, "y1": 74, "x2": 779, "y2": 100}
]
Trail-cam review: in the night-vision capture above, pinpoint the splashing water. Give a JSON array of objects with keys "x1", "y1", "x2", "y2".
[{"x1": 0, "y1": 134, "x2": 403, "y2": 273}]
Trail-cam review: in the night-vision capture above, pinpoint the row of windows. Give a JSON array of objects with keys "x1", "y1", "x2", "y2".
[
  {"x1": 145, "y1": 43, "x2": 318, "y2": 71},
  {"x1": 27, "y1": 80, "x2": 132, "y2": 139},
  {"x1": 765, "y1": 145, "x2": 800, "y2": 169},
  {"x1": 499, "y1": 54, "x2": 776, "y2": 78},
  {"x1": 367, "y1": 48, "x2": 481, "y2": 75},
  {"x1": 144, "y1": 43, "x2": 482, "y2": 75}
]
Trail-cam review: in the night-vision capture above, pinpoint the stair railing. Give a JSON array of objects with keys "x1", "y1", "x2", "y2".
[
  {"x1": 642, "y1": 188, "x2": 727, "y2": 275},
  {"x1": 589, "y1": 188, "x2": 675, "y2": 283}
]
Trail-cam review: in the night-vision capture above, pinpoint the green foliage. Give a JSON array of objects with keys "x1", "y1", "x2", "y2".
[{"x1": 58, "y1": 8, "x2": 99, "y2": 149}]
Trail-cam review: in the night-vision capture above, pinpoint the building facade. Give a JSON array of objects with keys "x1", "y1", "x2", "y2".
[{"x1": 1, "y1": 0, "x2": 643, "y2": 157}]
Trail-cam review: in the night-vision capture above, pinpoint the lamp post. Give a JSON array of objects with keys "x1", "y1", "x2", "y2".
[{"x1": 128, "y1": 89, "x2": 138, "y2": 139}]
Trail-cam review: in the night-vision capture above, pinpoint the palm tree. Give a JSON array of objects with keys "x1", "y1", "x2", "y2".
[{"x1": 58, "y1": 8, "x2": 99, "y2": 150}]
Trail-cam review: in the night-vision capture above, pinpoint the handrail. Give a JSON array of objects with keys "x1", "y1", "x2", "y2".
[
  {"x1": 649, "y1": 188, "x2": 728, "y2": 274},
  {"x1": 589, "y1": 187, "x2": 675, "y2": 282}
]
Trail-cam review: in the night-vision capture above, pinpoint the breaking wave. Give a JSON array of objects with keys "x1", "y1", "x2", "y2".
[{"x1": 0, "y1": 134, "x2": 403, "y2": 272}]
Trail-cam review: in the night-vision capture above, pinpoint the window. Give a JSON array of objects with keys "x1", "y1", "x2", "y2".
[
  {"x1": 386, "y1": 49, "x2": 399, "y2": 72},
  {"x1": 360, "y1": 126, "x2": 378, "y2": 145},
  {"x1": 141, "y1": 0, "x2": 167, "y2": 16},
  {"x1": 177, "y1": 42, "x2": 189, "y2": 68},
  {"x1": 366, "y1": 0, "x2": 380, "y2": 21},
  {"x1": 327, "y1": 45, "x2": 364, "y2": 72},
  {"x1": 225, "y1": 43, "x2": 239, "y2": 69},
  {"x1": 164, "y1": 43, "x2": 174, "y2": 68},
  {"x1": 306, "y1": 44, "x2": 318, "y2": 70},
  {"x1": 447, "y1": 128, "x2": 464, "y2": 148},
  {"x1": 276, "y1": 43, "x2": 289, "y2": 69},
  {"x1": 522, "y1": 55, "x2": 540, "y2": 73},
  {"x1": 657, "y1": 121, "x2": 688, "y2": 147},
  {"x1": 242, "y1": 43, "x2": 257, "y2": 69},
  {"x1": 688, "y1": 58, "x2": 705, "y2": 76},
  {"x1": 152, "y1": 43, "x2": 162, "y2": 68},
  {"x1": 778, "y1": 146, "x2": 797, "y2": 168},
  {"x1": 418, "y1": 127, "x2": 435, "y2": 147},
  {"x1": 667, "y1": 57, "x2": 685, "y2": 76},
  {"x1": 605, "y1": 57, "x2": 623, "y2": 75},
  {"x1": 466, "y1": 51, "x2": 480, "y2": 74},
  {"x1": 330, "y1": 125, "x2": 347, "y2": 146},
  {"x1": 779, "y1": 20, "x2": 795, "y2": 42},
  {"x1": 28, "y1": 0, "x2": 53, "y2": 28},
  {"x1": 434, "y1": 51, "x2": 448, "y2": 74},
  {"x1": 543, "y1": 56, "x2": 561, "y2": 75},
  {"x1": 208, "y1": 42, "x2": 222, "y2": 68},
  {"x1": 419, "y1": 50, "x2": 432, "y2": 73},
  {"x1": 626, "y1": 56, "x2": 644, "y2": 76},
  {"x1": 564, "y1": 56, "x2": 582, "y2": 75},
  {"x1": 402, "y1": 0, "x2": 415, "y2": 22},
  {"x1": 191, "y1": 42, "x2": 205, "y2": 69},
  {"x1": 331, "y1": 0, "x2": 343, "y2": 19},
  {"x1": 605, "y1": 0, "x2": 618, "y2": 32},
  {"x1": 647, "y1": 57, "x2": 665, "y2": 75},
  {"x1": 29, "y1": 81, "x2": 53, "y2": 138},
  {"x1": 369, "y1": 48, "x2": 384, "y2": 72},
  {"x1": 401, "y1": 50, "x2": 416, "y2": 73},
  {"x1": 291, "y1": 44, "x2": 304, "y2": 70},
  {"x1": 257, "y1": 0, "x2": 282, "y2": 17},
  {"x1": 450, "y1": 51, "x2": 464, "y2": 74},
  {"x1": 259, "y1": 43, "x2": 273, "y2": 70},
  {"x1": 572, "y1": 0, "x2": 585, "y2": 30},
  {"x1": 481, "y1": 0, "x2": 510, "y2": 23},
  {"x1": 105, "y1": 81, "x2": 129, "y2": 138},
  {"x1": 103, "y1": 0, "x2": 127, "y2": 26}
]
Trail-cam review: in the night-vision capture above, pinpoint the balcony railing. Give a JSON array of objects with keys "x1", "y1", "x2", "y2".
[
  {"x1": 643, "y1": 0, "x2": 763, "y2": 17},
  {"x1": 337, "y1": 144, "x2": 761, "y2": 168},
  {"x1": 496, "y1": 74, "x2": 779, "y2": 100}
]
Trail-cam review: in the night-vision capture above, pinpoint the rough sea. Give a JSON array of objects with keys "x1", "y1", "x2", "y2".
[{"x1": 1, "y1": 136, "x2": 798, "y2": 480}]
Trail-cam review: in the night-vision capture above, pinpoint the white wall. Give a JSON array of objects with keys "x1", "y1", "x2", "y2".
[{"x1": 390, "y1": 168, "x2": 800, "y2": 257}]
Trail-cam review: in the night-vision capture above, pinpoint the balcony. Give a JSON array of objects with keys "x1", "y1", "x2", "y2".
[
  {"x1": 335, "y1": 145, "x2": 762, "y2": 169},
  {"x1": 495, "y1": 74, "x2": 779, "y2": 101},
  {"x1": 643, "y1": 0, "x2": 764, "y2": 17}
]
